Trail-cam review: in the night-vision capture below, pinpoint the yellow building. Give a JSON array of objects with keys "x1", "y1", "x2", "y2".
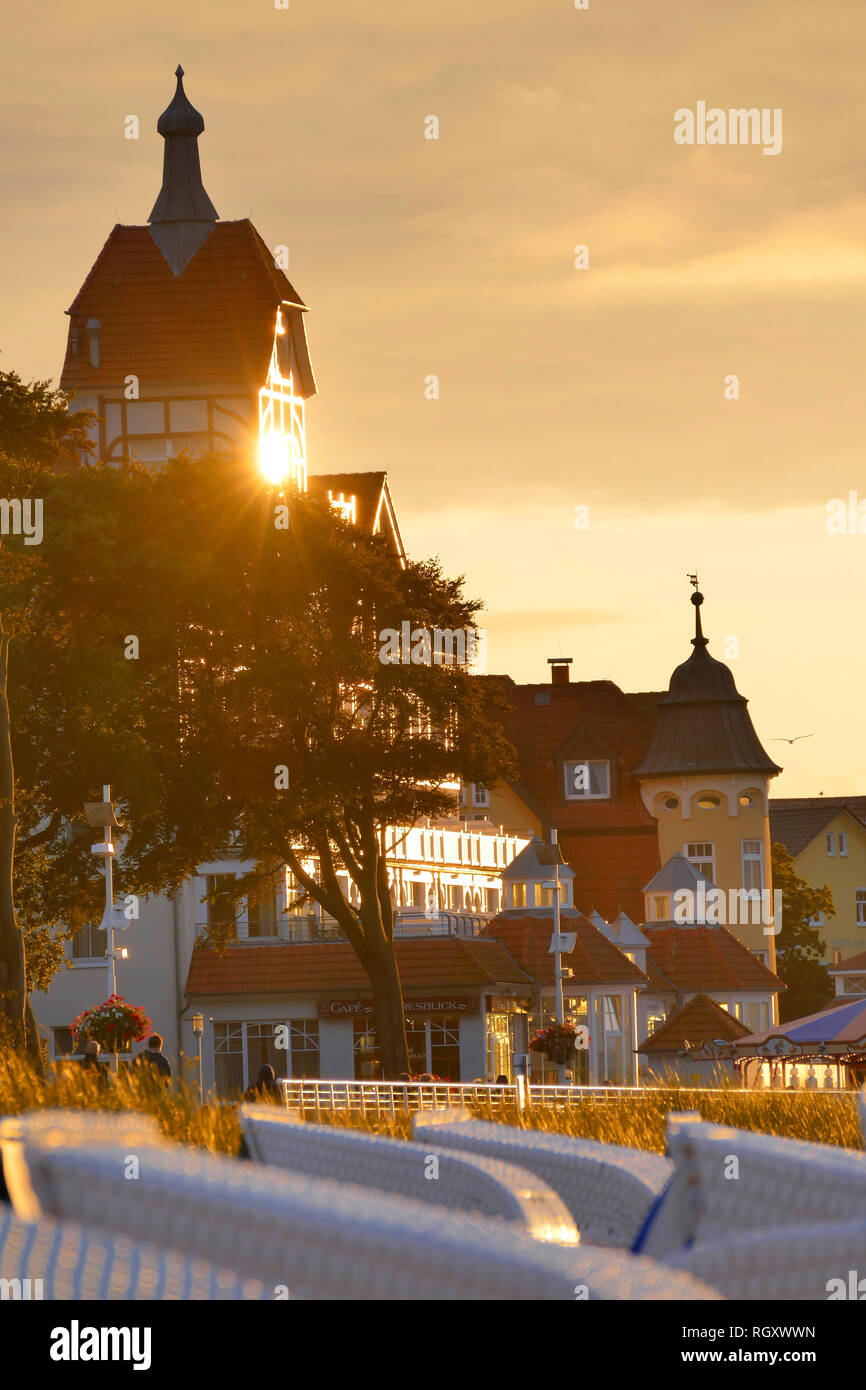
[
  {"x1": 769, "y1": 798, "x2": 866, "y2": 963},
  {"x1": 634, "y1": 588, "x2": 783, "y2": 973}
]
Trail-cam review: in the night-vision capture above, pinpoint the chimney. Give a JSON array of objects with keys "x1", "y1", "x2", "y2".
[{"x1": 548, "y1": 657, "x2": 572, "y2": 686}]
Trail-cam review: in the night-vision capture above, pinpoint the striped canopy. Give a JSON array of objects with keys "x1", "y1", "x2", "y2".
[{"x1": 737, "y1": 997, "x2": 866, "y2": 1055}]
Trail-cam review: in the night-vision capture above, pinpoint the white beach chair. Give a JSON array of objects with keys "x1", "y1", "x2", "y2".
[
  {"x1": 0, "y1": 1110, "x2": 719, "y2": 1300},
  {"x1": 637, "y1": 1114, "x2": 866, "y2": 1258},
  {"x1": 411, "y1": 1109, "x2": 673, "y2": 1248},
  {"x1": 0, "y1": 1203, "x2": 267, "y2": 1300},
  {"x1": 240, "y1": 1104, "x2": 577, "y2": 1243},
  {"x1": 664, "y1": 1219, "x2": 866, "y2": 1301}
]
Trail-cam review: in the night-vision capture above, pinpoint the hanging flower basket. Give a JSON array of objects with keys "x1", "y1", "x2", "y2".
[
  {"x1": 529, "y1": 1022, "x2": 578, "y2": 1066},
  {"x1": 71, "y1": 996, "x2": 152, "y2": 1055}
]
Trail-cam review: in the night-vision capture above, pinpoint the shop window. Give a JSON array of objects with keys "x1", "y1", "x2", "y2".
[
  {"x1": 353, "y1": 1018, "x2": 380, "y2": 1079},
  {"x1": 213, "y1": 1018, "x2": 319, "y2": 1098}
]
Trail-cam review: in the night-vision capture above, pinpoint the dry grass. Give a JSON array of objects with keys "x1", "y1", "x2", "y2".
[{"x1": 0, "y1": 1055, "x2": 860, "y2": 1156}]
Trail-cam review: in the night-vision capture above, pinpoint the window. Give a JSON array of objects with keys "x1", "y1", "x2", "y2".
[
  {"x1": 511, "y1": 882, "x2": 527, "y2": 909},
  {"x1": 410, "y1": 881, "x2": 427, "y2": 910},
  {"x1": 827, "y1": 833, "x2": 835, "y2": 856},
  {"x1": 353, "y1": 1018, "x2": 380, "y2": 1079},
  {"x1": 247, "y1": 890, "x2": 278, "y2": 938},
  {"x1": 213, "y1": 1018, "x2": 320, "y2": 1097},
  {"x1": 484, "y1": 887, "x2": 500, "y2": 913},
  {"x1": 741, "y1": 840, "x2": 764, "y2": 892},
  {"x1": 404, "y1": 1015, "x2": 461, "y2": 1079},
  {"x1": 564, "y1": 760, "x2": 610, "y2": 800},
  {"x1": 838, "y1": 833, "x2": 848, "y2": 857},
  {"x1": 447, "y1": 884, "x2": 464, "y2": 910},
  {"x1": 471, "y1": 784, "x2": 490, "y2": 808},
  {"x1": 646, "y1": 1010, "x2": 666, "y2": 1036},
  {"x1": 71, "y1": 921, "x2": 107, "y2": 961},
  {"x1": 696, "y1": 794, "x2": 721, "y2": 810},
  {"x1": 732, "y1": 1000, "x2": 770, "y2": 1034},
  {"x1": 856, "y1": 890, "x2": 866, "y2": 926},
  {"x1": 204, "y1": 873, "x2": 238, "y2": 931},
  {"x1": 685, "y1": 842, "x2": 715, "y2": 881},
  {"x1": 598, "y1": 994, "x2": 626, "y2": 1085},
  {"x1": 652, "y1": 894, "x2": 668, "y2": 921}
]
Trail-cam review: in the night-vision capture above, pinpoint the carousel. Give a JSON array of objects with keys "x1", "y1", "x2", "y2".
[{"x1": 733, "y1": 997, "x2": 866, "y2": 1090}]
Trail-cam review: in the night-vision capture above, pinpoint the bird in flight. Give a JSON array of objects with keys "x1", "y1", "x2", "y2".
[{"x1": 771, "y1": 734, "x2": 814, "y2": 744}]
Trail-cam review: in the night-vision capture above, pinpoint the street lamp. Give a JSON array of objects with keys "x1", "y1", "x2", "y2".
[
  {"x1": 192, "y1": 1013, "x2": 204, "y2": 1106},
  {"x1": 539, "y1": 830, "x2": 576, "y2": 1085},
  {"x1": 83, "y1": 785, "x2": 124, "y2": 999}
]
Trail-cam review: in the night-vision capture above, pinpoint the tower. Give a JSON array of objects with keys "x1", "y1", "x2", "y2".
[
  {"x1": 60, "y1": 66, "x2": 315, "y2": 483},
  {"x1": 634, "y1": 586, "x2": 782, "y2": 966}
]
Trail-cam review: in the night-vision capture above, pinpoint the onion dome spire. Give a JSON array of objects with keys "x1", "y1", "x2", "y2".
[
  {"x1": 634, "y1": 582, "x2": 781, "y2": 778},
  {"x1": 148, "y1": 66, "x2": 218, "y2": 277}
]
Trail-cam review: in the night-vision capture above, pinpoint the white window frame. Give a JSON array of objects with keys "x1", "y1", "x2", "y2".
[
  {"x1": 827, "y1": 833, "x2": 835, "y2": 857},
  {"x1": 856, "y1": 889, "x2": 866, "y2": 927},
  {"x1": 471, "y1": 783, "x2": 490, "y2": 808},
  {"x1": 838, "y1": 832, "x2": 848, "y2": 858},
  {"x1": 741, "y1": 839, "x2": 764, "y2": 892},
  {"x1": 685, "y1": 842, "x2": 715, "y2": 881},
  {"x1": 564, "y1": 759, "x2": 610, "y2": 802}
]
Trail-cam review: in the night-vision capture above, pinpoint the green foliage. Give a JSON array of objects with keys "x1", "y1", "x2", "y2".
[{"x1": 771, "y1": 842, "x2": 835, "y2": 1021}]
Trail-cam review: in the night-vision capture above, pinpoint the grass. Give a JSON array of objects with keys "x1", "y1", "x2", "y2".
[{"x1": 0, "y1": 1054, "x2": 861, "y2": 1155}]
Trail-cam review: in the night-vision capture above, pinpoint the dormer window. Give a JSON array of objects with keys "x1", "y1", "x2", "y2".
[
  {"x1": 652, "y1": 894, "x2": 669, "y2": 921},
  {"x1": 564, "y1": 759, "x2": 610, "y2": 801},
  {"x1": 511, "y1": 883, "x2": 527, "y2": 909}
]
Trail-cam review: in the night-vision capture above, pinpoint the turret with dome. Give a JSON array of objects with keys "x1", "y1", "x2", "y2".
[{"x1": 634, "y1": 584, "x2": 782, "y2": 977}]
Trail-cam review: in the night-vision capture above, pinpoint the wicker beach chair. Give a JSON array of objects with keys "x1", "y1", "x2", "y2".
[
  {"x1": 0, "y1": 1110, "x2": 718, "y2": 1301},
  {"x1": 240, "y1": 1104, "x2": 577, "y2": 1243},
  {"x1": 411, "y1": 1109, "x2": 673, "y2": 1248},
  {"x1": 663, "y1": 1219, "x2": 866, "y2": 1300},
  {"x1": 637, "y1": 1113, "x2": 866, "y2": 1258}
]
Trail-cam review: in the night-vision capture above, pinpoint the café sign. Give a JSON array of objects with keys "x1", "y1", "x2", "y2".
[{"x1": 318, "y1": 995, "x2": 480, "y2": 1018}]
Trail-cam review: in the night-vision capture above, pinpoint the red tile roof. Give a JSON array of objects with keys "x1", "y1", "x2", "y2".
[
  {"x1": 60, "y1": 220, "x2": 310, "y2": 393},
  {"x1": 186, "y1": 936, "x2": 532, "y2": 998},
  {"x1": 488, "y1": 676, "x2": 662, "y2": 919},
  {"x1": 637, "y1": 993, "x2": 751, "y2": 1054},
  {"x1": 828, "y1": 949, "x2": 866, "y2": 973},
  {"x1": 482, "y1": 912, "x2": 647, "y2": 987},
  {"x1": 642, "y1": 925, "x2": 784, "y2": 995}
]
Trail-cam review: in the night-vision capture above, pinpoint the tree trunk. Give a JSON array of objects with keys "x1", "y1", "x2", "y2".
[
  {"x1": 0, "y1": 621, "x2": 39, "y2": 1060},
  {"x1": 364, "y1": 936, "x2": 410, "y2": 1079}
]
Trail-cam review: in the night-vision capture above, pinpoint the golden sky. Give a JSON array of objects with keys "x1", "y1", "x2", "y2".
[{"x1": 2, "y1": 0, "x2": 865, "y2": 796}]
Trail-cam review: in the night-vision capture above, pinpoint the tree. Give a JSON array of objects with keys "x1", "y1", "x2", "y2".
[
  {"x1": 21, "y1": 450, "x2": 517, "y2": 1075},
  {"x1": 0, "y1": 370, "x2": 96, "y2": 1051},
  {"x1": 771, "y1": 842, "x2": 835, "y2": 1022}
]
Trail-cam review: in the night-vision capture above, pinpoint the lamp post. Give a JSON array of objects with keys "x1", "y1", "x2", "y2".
[
  {"x1": 83, "y1": 785, "x2": 123, "y2": 999},
  {"x1": 539, "y1": 830, "x2": 575, "y2": 1085},
  {"x1": 193, "y1": 1013, "x2": 204, "y2": 1105}
]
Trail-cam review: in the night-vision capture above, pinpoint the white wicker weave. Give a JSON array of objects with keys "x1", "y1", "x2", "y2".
[
  {"x1": 0, "y1": 1204, "x2": 267, "y2": 1300},
  {"x1": 240, "y1": 1105, "x2": 578, "y2": 1243},
  {"x1": 1, "y1": 1112, "x2": 719, "y2": 1300},
  {"x1": 665, "y1": 1220, "x2": 866, "y2": 1301},
  {"x1": 411, "y1": 1109, "x2": 673, "y2": 1248},
  {"x1": 638, "y1": 1114, "x2": 866, "y2": 1258}
]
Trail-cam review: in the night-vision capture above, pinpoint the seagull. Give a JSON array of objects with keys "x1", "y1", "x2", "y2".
[{"x1": 771, "y1": 734, "x2": 814, "y2": 745}]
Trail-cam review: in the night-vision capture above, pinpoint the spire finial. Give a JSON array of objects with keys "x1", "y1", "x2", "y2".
[
  {"x1": 148, "y1": 66, "x2": 218, "y2": 276},
  {"x1": 687, "y1": 573, "x2": 707, "y2": 647}
]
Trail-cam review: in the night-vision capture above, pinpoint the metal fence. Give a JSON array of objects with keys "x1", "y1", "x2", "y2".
[{"x1": 277, "y1": 1078, "x2": 859, "y2": 1117}]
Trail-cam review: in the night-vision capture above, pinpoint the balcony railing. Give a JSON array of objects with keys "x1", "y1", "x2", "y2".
[{"x1": 198, "y1": 910, "x2": 495, "y2": 945}]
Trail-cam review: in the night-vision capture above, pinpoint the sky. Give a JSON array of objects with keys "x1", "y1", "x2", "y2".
[{"x1": 2, "y1": 0, "x2": 865, "y2": 796}]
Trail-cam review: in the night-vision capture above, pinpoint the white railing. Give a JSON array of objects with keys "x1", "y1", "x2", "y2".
[
  {"x1": 277, "y1": 1079, "x2": 860, "y2": 1116},
  {"x1": 279, "y1": 1080, "x2": 521, "y2": 1116}
]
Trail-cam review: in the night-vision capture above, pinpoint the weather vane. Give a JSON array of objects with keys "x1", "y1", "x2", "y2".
[{"x1": 687, "y1": 572, "x2": 699, "y2": 591}]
